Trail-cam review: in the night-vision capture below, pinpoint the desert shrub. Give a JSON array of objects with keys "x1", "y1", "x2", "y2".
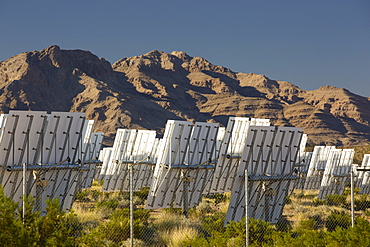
[
  {"x1": 134, "y1": 187, "x2": 149, "y2": 202},
  {"x1": 86, "y1": 208, "x2": 150, "y2": 244},
  {"x1": 275, "y1": 216, "x2": 292, "y2": 232},
  {"x1": 327, "y1": 217, "x2": 370, "y2": 246},
  {"x1": 326, "y1": 194, "x2": 347, "y2": 207},
  {"x1": 196, "y1": 201, "x2": 213, "y2": 214},
  {"x1": 163, "y1": 206, "x2": 183, "y2": 215},
  {"x1": 312, "y1": 198, "x2": 326, "y2": 206},
  {"x1": 285, "y1": 196, "x2": 292, "y2": 205},
  {"x1": 89, "y1": 189, "x2": 103, "y2": 201},
  {"x1": 297, "y1": 218, "x2": 318, "y2": 231},
  {"x1": 200, "y1": 212, "x2": 226, "y2": 235},
  {"x1": 96, "y1": 199, "x2": 119, "y2": 210},
  {"x1": 354, "y1": 194, "x2": 370, "y2": 211},
  {"x1": 273, "y1": 229, "x2": 327, "y2": 247},
  {"x1": 214, "y1": 193, "x2": 228, "y2": 205},
  {"x1": 325, "y1": 210, "x2": 351, "y2": 232},
  {"x1": 0, "y1": 187, "x2": 24, "y2": 246},
  {"x1": 247, "y1": 218, "x2": 275, "y2": 246},
  {"x1": 75, "y1": 190, "x2": 90, "y2": 202}
]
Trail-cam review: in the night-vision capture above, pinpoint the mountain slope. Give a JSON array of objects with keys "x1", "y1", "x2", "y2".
[{"x1": 1, "y1": 46, "x2": 370, "y2": 146}]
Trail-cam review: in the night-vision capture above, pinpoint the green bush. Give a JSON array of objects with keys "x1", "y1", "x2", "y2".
[
  {"x1": 325, "y1": 210, "x2": 351, "y2": 232},
  {"x1": 312, "y1": 198, "x2": 326, "y2": 206},
  {"x1": 96, "y1": 199, "x2": 119, "y2": 210},
  {"x1": 354, "y1": 194, "x2": 370, "y2": 211},
  {"x1": 326, "y1": 194, "x2": 347, "y2": 207},
  {"x1": 0, "y1": 187, "x2": 81, "y2": 247}
]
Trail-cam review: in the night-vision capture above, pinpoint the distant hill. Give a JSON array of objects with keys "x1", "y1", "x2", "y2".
[{"x1": 1, "y1": 45, "x2": 370, "y2": 146}]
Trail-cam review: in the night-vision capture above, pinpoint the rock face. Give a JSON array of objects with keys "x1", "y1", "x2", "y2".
[{"x1": 1, "y1": 46, "x2": 370, "y2": 146}]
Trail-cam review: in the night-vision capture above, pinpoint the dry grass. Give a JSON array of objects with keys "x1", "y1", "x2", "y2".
[{"x1": 160, "y1": 227, "x2": 199, "y2": 247}]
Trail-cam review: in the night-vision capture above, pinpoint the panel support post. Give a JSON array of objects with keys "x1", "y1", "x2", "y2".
[
  {"x1": 245, "y1": 168, "x2": 249, "y2": 247},
  {"x1": 350, "y1": 165, "x2": 355, "y2": 228}
]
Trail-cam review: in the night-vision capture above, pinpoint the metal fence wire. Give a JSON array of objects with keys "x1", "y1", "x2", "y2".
[{"x1": 2, "y1": 177, "x2": 370, "y2": 247}]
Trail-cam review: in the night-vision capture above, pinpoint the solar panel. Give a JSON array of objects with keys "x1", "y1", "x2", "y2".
[
  {"x1": 122, "y1": 130, "x2": 157, "y2": 191},
  {"x1": 294, "y1": 152, "x2": 313, "y2": 190},
  {"x1": 358, "y1": 154, "x2": 370, "y2": 194},
  {"x1": 145, "y1": 120, "x2": 219, "y2": 210},
  {"x1": 318, "y1": 149, "x2": 354, "y2": 199},
  {"x1": 98, "y1": 147, "x2": 113, "y2": 180},
  {"x1": 0, "y1": 111, "x2": 48, "y2": 199},
  {"x1": 210, "y1": 117, "x2": 270, "y2": 193},
  {"x1": 79, "y1": 120, "x2": 94, "y2": 162},
  {"x1": 79, "y1": 132, "x2": 104, "y2": 189},
  {"x1": 303, "y1": 146, "x2": 336, "y2": 190},
  {"x1": 0, "y1": 111, "x2": 102, "y2": 215},
  {"x1": 102, "y1": 129, "x2": 137, "y2": 192},
  {"x1": 41, "y1": 112, "x2": 86, "y2": 165},
  {"x1": 0, "y1": 114, "x2": 8, "y2": 140},
  {"x1": 87, "y1": 132, "x2": 104, "y2": 160},
  {"x1": 225, "y1": 126, "x2": 303, "y2": 224}
]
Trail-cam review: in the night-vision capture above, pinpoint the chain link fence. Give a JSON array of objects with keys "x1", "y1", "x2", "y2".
[{"x1": 2, "y1": 178, "x2": 370, "y2": 247}]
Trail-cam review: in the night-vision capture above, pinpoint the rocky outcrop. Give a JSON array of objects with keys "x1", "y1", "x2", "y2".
[{"x1": 1, "y1": 46, "x2": 370, "y2": 146}]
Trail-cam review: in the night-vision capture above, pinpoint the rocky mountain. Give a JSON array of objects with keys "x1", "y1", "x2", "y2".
[{"x1": 1, "y1": 45, "x2": 370, "y2": 146}]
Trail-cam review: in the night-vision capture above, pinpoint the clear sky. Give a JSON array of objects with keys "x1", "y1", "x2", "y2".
[{"x1": 1, "y1": 1, "x2": 369, "y2": 96}]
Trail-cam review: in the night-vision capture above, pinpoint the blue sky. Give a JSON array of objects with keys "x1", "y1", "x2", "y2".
[{"x1": 1, "y1": 1, "x2": 369, "y2": 96}]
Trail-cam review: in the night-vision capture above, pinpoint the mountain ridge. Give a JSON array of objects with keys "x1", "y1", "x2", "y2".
[{"x1": 1, "y1": 45, "x2": 370, "y2": 146}]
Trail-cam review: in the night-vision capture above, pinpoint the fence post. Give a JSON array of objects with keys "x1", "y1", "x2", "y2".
[
  {"x1": 245, "y1": 169, "x2": 249, "y2": 247},
  {"x1": 130, "y1": 163, "x2": 134, "y2": 247},
  {"x1": 350, "y1": 165, "x2": 354, "y2": 227}
]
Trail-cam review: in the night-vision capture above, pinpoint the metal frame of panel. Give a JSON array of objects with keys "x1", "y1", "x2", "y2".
[
  {"x1": 122, "y1": 130, "x2": 157, "y2": 191},
  {"x1": 303, "y1": 146, "x2": 336, "y2": 190},
  {"x1": 80, "y1": 120, "x2": 94, "y2": 162},
  {"x1": 102, "y1": 129, "x2": 137, "y2": 192},
  {"x1": 318, "y1": 149, "x2": 354, "y2": 199},
  {"x1": 0, "y1": 111, "x2": 48, "y2": 199},
  {"x1": 84, "y1": 132, "x2": 104, "y2": 162},
  {"x1": 79, "y1": 132, "x2": 104, "y2": 189},
  {"x1": 145, "y1": 120, "x2": 219, "y2": 210},
  {"x1": 0, "y1": 111, "x2": 100, "y2": 215},
  {"x1": 359, "y1": 154, "x2": 370, "y2": 194},
  {"x1": 41, "y1": 112, "x2": 86, "y2": 165},
  {"x1": 210, "y1": 117, "x2": 270, "y2": 193},
  {"x1": 225, "y1": 126, "x2": 303, "y2": 224},
  {"x1": 98, "y1": 147, "x2": 113, "y2": 180},
  {"x1": 294, "y1": 152, "x2": 313, "y2": 190},
  {"x1": 0, "y1": 114, "x2": 8, "y2": 141},
  {"x1": 40, "y1": 112, "x2": 86, "y2": 209}
]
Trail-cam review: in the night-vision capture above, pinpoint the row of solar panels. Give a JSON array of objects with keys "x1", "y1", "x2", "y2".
[
  {"x1": 99, "y1": 117, "x2": 305, "y2": 224},
  {"x1": 0, "y1": 111, "x2": 104, "y2": 213},
  {"x1": 297, "y1": 146, "x2": 370, "y2": 197}
]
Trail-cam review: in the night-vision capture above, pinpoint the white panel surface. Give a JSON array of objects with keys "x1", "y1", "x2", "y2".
[
  {"x1": 41, "y1": 112, "x2": 85, "y2": 165},
  {"x1": 98, "y1": 147, "x2": 113, "y2": 180},
  {"x1": 303, "y1": 146, "x2": 336, "y2": 190},
  {"x1": 210, "y1": 117, "x2": 270, "y2": 193},
  {"x1": 358, "y1": 154, "x2": 370, "y2": 193},
  {"x1": 102, "y1": 129, "x2": 137, "y2": 192},
  {"x1": 122, "y1": 130, "x2": 157, "y2": 191},
  {"x1": 318, "y1": 149, "x2": 354, "y2": 199},
  {"x1": 225, "y1": 126, "x2": 303, "y2": 224},
  {"x1": 145, "y1": 120, "x2": 219, "y2": 209},
  {"x1": 0, "y1": 111, "x2": 48, "y2": 167}
]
